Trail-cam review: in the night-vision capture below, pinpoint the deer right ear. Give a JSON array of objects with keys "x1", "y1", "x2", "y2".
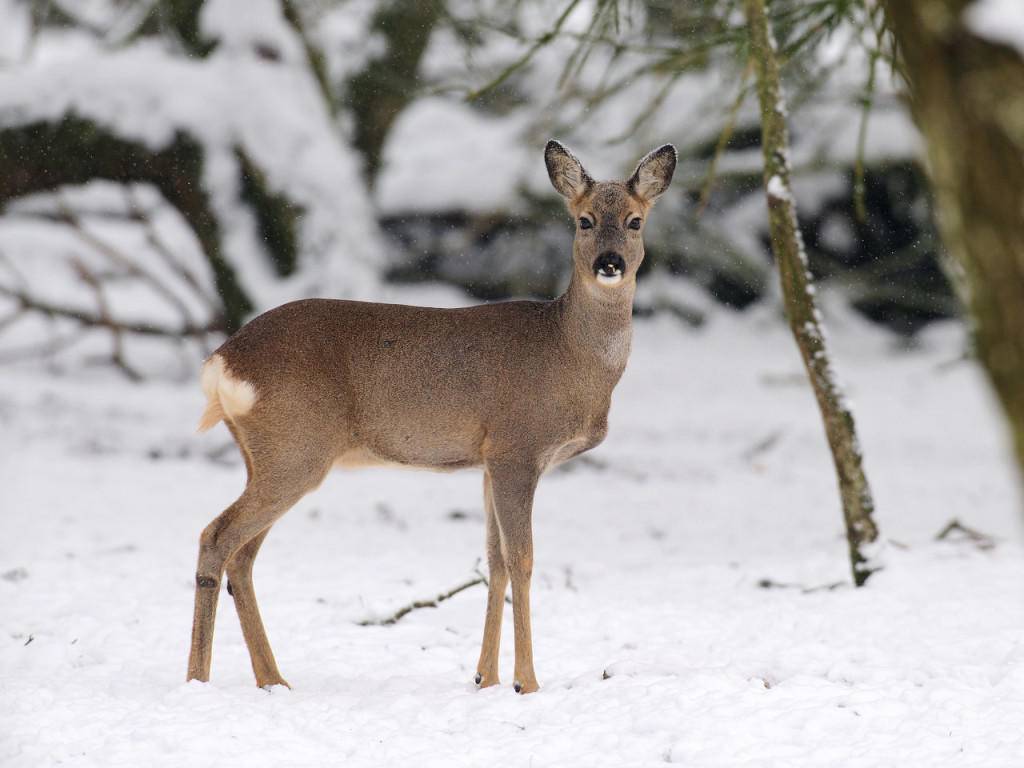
[{"x1": 545, "y1": 140, "x2": 592, "y2": 200}]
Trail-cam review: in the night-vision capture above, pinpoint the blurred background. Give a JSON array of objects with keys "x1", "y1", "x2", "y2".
[{"x1": 0, "y1": 0, "x2": 956, "y2": 378}]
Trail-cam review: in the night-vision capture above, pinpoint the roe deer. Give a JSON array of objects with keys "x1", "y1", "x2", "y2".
[{"x1": 187, "y1": 140, "x2": 676, "y2": 694}]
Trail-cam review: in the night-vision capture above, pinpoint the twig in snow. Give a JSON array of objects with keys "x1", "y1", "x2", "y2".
[
  {"x1": 741, "y1": 429, "x2": 784, "y2": 462},
  {"x1": 358, "y1": 575, "x2": 486, "y2": 626},
  {"x1": 563, "y1": 565, "x2": 577, "y2": 592},
  {"x1": 934, "y1": 351, "x2": 972, "y2": 374},
  {"x1": 204, "y1": 441, "x2": 243, "y2": 467},
  {"x1": 935, "y1": 519, "x2": 996, "y2": 551},
  {"x1": 756, "y1": 578, "x2": 846, "y2": 594}
]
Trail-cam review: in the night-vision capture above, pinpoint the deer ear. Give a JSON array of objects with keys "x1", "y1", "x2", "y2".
[
  {"x1": 628, "y1": 144, "x2": 676, "y2": 203},
  {"x1": 545, "y1": 140, "x2": 593, "y2": 200}
]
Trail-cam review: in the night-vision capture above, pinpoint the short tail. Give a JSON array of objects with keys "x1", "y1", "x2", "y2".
[
  {"x1": 196, "y1": 353, "x2": 257, "y2": 433},
  {"x1": 197, "y1": 397, "x2": 225, "y2": 433},
  {"x1": 197, "y1": 355, "x2": 226, "y2": 432}
]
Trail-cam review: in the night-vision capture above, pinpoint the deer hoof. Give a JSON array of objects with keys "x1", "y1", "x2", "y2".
[
  {"x1": 513, "y1": 679, "x2": 539, "y2": 694},
  {"x1": 475, "y1": 671, "x2": 499, "y2": 688}
]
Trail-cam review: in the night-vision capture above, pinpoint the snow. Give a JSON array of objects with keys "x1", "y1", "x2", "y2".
[
  {"x1": 200, "y1": 0, "x2": 303, "y2": 60},
  {"x1": 0, "y1": 14, "x2": 383, "y2": 310},
  {"x1": 0, "y1": 0, "x2": 30, "y2": 62},
  {"x1": 375, "y1": 98, "x2": 532, "y2": 215},
  {"x1": 966, "y1": 0, "x2": 1024, "y2": 57},
  {"x1": 3, "y1": 293, "x2": 1024, "y2": 766},
  {"x1": 819, "y1": 213, "x2": 856, "y2": 252},
  {"x1": 767, "y1": 175, "x2": 791, "y2": 201}
]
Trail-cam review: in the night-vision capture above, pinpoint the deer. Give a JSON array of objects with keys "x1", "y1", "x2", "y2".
[{"x1": 187, "y1": 140, "x2": 676, "y2": 694}]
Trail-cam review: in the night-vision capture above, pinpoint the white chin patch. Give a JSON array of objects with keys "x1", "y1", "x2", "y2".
[{"x1": 596, "y1": 270, "x2": 624, "y2": 286}]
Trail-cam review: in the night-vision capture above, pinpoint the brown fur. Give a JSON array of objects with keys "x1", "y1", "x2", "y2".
[{"x1": 186, "y1": 140, "x2": 676, "y2": 693}]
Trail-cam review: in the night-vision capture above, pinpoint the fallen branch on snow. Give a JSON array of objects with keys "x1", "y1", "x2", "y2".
[
  {"x1": 357, "y1": 576, "x2": 486, "y2": 626},
  {"x1": 935, "y1": 519, "x2": 996, "y2": 551},
  {"x1": 756, "y1": 578, "x2": 846, "y2": 594}
]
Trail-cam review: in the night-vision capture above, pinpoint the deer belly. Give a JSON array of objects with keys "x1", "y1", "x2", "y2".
[{"x1": 340, "y1": 415, "x2": 485, "y2": 472}]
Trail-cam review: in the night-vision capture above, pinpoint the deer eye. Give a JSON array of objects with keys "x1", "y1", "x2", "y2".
[
  {"x1": 578, "y1": 217, "x2": 593, "y2": 230},
  {"x1": 628, "y1": 217, "x2": 642, "y2": 230}
]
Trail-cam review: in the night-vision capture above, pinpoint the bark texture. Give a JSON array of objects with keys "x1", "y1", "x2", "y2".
[
  {"x1": 745, "y1": 0, "x2": 881, "y2": 585},
  {"x1": 884, "y1": 0, "x2": 1024, "y2": 489}
]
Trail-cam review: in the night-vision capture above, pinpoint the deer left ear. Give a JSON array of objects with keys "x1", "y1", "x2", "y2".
[{"x1": 628, "y1": 144, "x2": 677, "y2": 203}]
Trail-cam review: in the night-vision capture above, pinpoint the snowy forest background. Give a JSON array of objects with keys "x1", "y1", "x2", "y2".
[
  {"x1": 3, "y1": 1, "x2": 1024, "y2": 766},
  {"x1": 0, "y1": 0, "x2": 956, "y2": 371}
]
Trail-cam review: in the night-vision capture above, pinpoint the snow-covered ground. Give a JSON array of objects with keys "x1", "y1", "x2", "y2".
[{"x1": 2, "y1": 300, "x2": 1023, "y2": 767}]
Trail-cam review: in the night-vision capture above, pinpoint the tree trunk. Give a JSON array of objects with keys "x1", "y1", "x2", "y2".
[
  {"x1": 744, "y1": 0, "x2": 881, "y2": 586},
  {"x1": 884, "y1": 0, "x2": 1024, "y2": 493},
  {"x1": 345, "y1": 0, "x2": 445, "y2": 185}
]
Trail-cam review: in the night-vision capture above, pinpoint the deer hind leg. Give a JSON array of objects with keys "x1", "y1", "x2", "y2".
[
  {"x1": 486, "y1": 459, "x2": 541, "y2": 694},
  {"x1": 187, "y1": 442, "x2": 331, "y2": 687},
  {"x1": 225, "y1": 528, "x2": 287, "y2": 688},
  {"x1": 475, "y1": 471, "x2": 508, "y2": 688}
]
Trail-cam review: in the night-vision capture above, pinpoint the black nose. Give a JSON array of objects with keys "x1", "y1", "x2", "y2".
[{"x1": 593, "y1": 252, "x2": 626, "y2": 277}]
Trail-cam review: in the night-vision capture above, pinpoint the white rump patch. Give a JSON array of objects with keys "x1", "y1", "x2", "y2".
[{"x1": 202, "y1": 354, "x2": 257, "y2": 419}]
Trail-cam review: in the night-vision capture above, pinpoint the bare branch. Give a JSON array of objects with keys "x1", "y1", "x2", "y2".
[
  {"x1": 0, "y1": 283, "x2": 219, "y2": 338},
  {"x1": 358, "y1": 575, "x2": 486, "y2": 626},
  {"x1": 56, "y1": 198, "x2": 200, "y2": 327},
  {"x1": 466, "y1": 0, "x2": 584, "y2": 102},
  {"x1": 124, "y1": 187, "x2": 222, "y2": 316},
  {"x1": 71, "y1": 256, "x2": 143, "y2": 382}
]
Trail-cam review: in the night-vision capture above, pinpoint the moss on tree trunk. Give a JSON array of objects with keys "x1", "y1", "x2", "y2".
[
  {"x1": 346, "y1": 0, "x2": 444, "y2": 184},
  {"x1": 745, "y1": 0, "x2": 881, "y2": 586},
  {"x1": 0, "y1": 116, "x2": 251, "y2": 332},
  {"x1": 884, "y1": 0, "x2": 1024, "y2": 495}
]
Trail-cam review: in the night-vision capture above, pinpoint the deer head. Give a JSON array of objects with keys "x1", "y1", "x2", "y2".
[{"x1": 545, "y1": 140, "x2": 676, "y2": 296}]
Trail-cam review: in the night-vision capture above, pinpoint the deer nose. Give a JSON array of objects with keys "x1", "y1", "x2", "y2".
[{"x1": 593, "y1": 252, "x2": 626, "y2": 284}]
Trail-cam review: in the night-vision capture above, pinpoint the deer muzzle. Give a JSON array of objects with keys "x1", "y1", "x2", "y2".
[{"x1": 593, "y1": 252, "x2": 626, "y2": 285}]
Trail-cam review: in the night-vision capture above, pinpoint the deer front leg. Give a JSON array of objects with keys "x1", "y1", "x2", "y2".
[
  {"x1": 475, "y1": 471, "x2": 508, "y2": 688},
  {"x1": 487, "y1": 459, "x2": 541, "y2": 694}
]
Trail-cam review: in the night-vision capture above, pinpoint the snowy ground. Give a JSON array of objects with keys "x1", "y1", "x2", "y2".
[{"x1": 2, "y1": 301, "x2": 1024, "y2": 767}]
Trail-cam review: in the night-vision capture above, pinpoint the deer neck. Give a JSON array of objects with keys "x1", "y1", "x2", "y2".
[{"x1": 557, "y1": 267, "x2": 636, "y2": 372}]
